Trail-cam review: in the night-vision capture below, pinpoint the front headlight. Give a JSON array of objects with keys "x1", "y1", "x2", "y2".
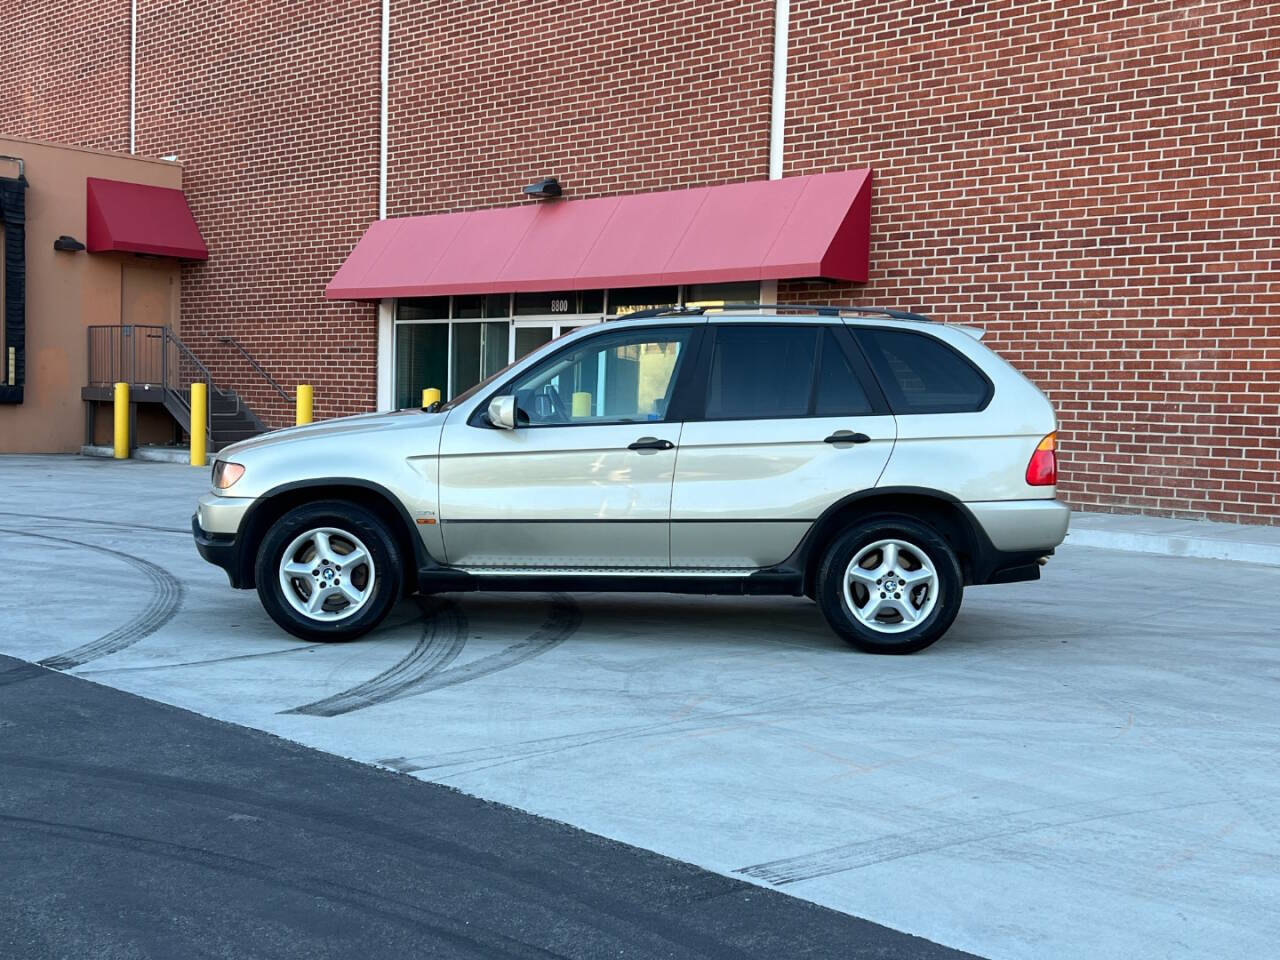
[{"x1": 212, "y1": 460, "x2": 246, "y2": 490}]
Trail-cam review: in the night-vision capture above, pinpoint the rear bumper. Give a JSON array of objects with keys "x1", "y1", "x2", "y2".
[
  {"x1": 193, "y1": 514, "x2": 249, "y2": 588},
  {"x1": 966, "y1": 499, "x2": 1071, "y2": 553}
]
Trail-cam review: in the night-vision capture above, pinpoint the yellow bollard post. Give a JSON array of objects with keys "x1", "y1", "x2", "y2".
[
  {"x1": 422, "y1": 387, "x2": 441, "y2": 408},
  {"x1": 113, "y1": 382, "x2": 129, "y2": 459},
  {"x1": 189, "y1": 381, "x2": 208, "y2": 467},
  {"x1": 571, "y1": 391, "x2": 592, "y2": 419},
  {"x1": 296, "y1": 384, "x2": 313, "y2": 426}
]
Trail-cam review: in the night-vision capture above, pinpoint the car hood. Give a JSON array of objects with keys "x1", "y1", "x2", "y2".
[{"x1": 217, "y1": 408, "x2": 445, "y2": 459}]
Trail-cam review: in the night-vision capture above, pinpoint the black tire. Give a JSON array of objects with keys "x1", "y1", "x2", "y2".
[
  {"x1": 254, "y1": 500, "x2": 403, "y2": 642},
  {"x1": 815, "y1": 514, "x2": 963, "y2": 654}
]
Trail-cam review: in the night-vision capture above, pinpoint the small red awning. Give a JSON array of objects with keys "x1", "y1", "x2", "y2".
[
  {"x1": 326, "y1": 169, "x2": 871, "y2": 300},
  {"x1": 86, "y1": 177, "x2": 208, "y2": 260}
]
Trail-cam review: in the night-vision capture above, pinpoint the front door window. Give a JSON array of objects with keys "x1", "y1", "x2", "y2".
[{"x1": 507, "y1": 326, "x2": 692, "y2": 426}]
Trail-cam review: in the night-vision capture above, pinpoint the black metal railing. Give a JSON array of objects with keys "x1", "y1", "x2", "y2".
[
  {"x1": 216, "y1": 335, "x2": 294, "y2": 428},
  {"x1": 87, "y1": 324, "x2": 241, "y2": 440}
]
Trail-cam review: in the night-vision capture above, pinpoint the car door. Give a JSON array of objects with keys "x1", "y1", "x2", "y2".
[
  {"x1": 670, "y1": 322, "x2": 896, "y2": 569},
  {"x1": 437, "y1": 323, "x2": 698, "y2": 568}
]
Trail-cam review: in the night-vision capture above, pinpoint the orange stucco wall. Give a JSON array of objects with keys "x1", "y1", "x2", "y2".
[{"x1": 0, "y1": 136, "x2": 184, "y2": 453}]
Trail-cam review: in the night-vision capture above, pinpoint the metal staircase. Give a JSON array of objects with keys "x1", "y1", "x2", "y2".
[{"x1": 84, "y1": 324, "x2": 280, "y2": 452}]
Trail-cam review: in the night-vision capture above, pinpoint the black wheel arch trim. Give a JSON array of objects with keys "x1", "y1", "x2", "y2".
[
  {"x1": 216, "y1": 478, "x2": 445, "y2": 590},
  {"x1": 766, "y1": 485, "x2": 1014, "y2": 592}
]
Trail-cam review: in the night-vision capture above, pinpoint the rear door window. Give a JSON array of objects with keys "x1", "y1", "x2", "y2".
[
  {"x1": 702, "y1": 325, "x2": 881, "y2": 420},
  {"x1": 855, "y1": 328, "x2": 992, "y2": 413},
  {"x1": 814, "y1": 328, "x2": 874, "y2": 416},
  {"x1": 705, "y1": 325, "x2": 817, "y2": 419}
]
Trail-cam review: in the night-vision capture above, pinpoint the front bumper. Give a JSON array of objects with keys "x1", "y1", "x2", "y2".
[
  {"x1": 196, "y1": 491, "x2": 254, "y2": 536},
  {"x1": 193, "y1": 514, "x2": 249, "y2": 588}
]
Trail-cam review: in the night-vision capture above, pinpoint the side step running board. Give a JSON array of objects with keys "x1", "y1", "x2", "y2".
[{"x1": 416, "y1": 567, "x2": 804, "y2": 597}]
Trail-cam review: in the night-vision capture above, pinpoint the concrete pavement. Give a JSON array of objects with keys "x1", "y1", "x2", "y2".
[{"x1": 1, "y1": 454, "x2": 1278, "y2": 960}]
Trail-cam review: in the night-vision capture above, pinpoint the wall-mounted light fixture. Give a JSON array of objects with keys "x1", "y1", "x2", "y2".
[
  {"x1": 53, "y1": 235, "x2": 85, "y2": 252},
  {"x1": 522, "y1": 177, "x2": 562, "y2": 199}
]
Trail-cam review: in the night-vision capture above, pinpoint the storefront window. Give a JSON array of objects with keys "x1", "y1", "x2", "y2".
[
  {"x1": 397, "y1": 297, "x2": 449, "y2": 321},
  {"x1": 607, "y1": 286, "x2": 679, "y2": 317},
  {"x1": 390, "y1": 283, "x2": 760, "y2": 407},
  {"x1": 684, "y1": 281, "x2": 761, "y2": 307},
  {"x1": 451, "y1": 321, "x2": 510, "y2": 397},
  {"x1": 514, "y1": 291, "x2": 604, "y2": 316},
  {"x1": 453, "y1": 294, "x2": 509, "y2": 319},
  {"x1": 395, "y1": 322, "x2": 448, "y2": 409}
]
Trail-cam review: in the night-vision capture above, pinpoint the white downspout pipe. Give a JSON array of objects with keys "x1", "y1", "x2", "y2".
[
  {"x1": 378, "y1": 0, "x2": 389, "y2": 219},
  {"x1": 763, "y1": 0, "x2": 789, "y2": 304},
  {"x1": 376, "y1": 0, "x2": 393, "y2": 410},
  {"x1": 129, "y1": 0, "x2": 137, "y2": 153},
  {"x1": 768, "y1": 0, "x2": 789, "y2": 181}
]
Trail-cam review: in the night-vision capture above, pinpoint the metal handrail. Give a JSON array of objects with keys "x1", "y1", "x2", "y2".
[
  {"x1": 217, "y1": 336, "x2": 292, "y2": 403},
  {"x1": 86, "y1": 325, "x2": 240, "y2": 445}
]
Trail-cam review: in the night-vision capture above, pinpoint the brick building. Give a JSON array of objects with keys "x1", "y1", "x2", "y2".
[{"x1": 3, "y1": 0, "x2": 1277, "y2": 522}]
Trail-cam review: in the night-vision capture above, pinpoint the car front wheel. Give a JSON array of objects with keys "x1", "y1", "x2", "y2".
[
  {"x1": 254, "y1": 500, "x2": 402, "y2": 641},
  {"x1": 816, "y1": 515, "x2": 963, "y2": 654}
]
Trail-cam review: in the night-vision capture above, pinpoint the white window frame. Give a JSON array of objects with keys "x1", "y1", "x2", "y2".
[{"x1": 382, "y1": 283, "x2": 762, "y2": 409}]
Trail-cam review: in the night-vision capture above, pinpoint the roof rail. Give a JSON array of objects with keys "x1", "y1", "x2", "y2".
[{"x1": 621, "y1": 303, "x2": 933, "y2": 322}]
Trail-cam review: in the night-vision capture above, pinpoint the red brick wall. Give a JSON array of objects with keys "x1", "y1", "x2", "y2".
[
  {"x1": 5, "y1": 0, "x2": 1279, "y2": 523},
  {"x1": 135, "y1": 0, "x2": 382, "y2": 424},
  {"x1": 1, "y1": 0, "x2": 131, "y2": 152},
  {"x1": 780, "y1": 0, "x2": 1280, "y2": 524},
  {"x1": 386, "y1": 0, "x2": 775, "y2": 216}
]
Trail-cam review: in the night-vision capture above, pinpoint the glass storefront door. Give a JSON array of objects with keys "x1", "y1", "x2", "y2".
[{"x1": 513, "y1": 324, "x2": 554, "y2": 361}]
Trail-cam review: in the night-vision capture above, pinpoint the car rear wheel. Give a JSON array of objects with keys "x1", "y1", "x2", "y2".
[
  {"x1": 816, "y1": 515, "x2": 962, "y2": 654},
  {"x1": 255, "y1": 500, "x2": 402, "y2": 642}
]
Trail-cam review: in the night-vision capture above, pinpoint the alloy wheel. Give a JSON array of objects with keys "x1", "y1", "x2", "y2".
[
  {"x1": 841, "y1": 538, "x2": 939, "y2": 634},
  {"x1": 277, "y1": 527, "x2": 376, "y2": 622}
]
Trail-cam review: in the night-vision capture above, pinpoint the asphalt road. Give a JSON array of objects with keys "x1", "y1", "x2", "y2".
[
  {"x1": 0, "y1": 654, "x2": 976, "y2": 960},
  {"x1": 2, "y1": 454, "x2": 1278, "y2": 960}
]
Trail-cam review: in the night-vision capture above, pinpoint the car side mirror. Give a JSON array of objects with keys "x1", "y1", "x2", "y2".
[{"x1": 487, "y1": 395, "x2": 517, "y2": 430}]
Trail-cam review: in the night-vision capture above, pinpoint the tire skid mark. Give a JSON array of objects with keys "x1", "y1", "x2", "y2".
[
  {"x1": 381, "y1": 672, "x2": 971, "y2": 778},
  {"x1": 78, "y1": 608, "x2": 425, "y2": 677},
  {"x1": 734, "y1": 789, "x2": 1245, "y2": 886},
  {"x1": 0, "y1": 527, "x2": 184, "y2": 670},
  {"x1": 0, "y1": 815, "x2": 569, "y2": 960},
  {"x1": 77, "y1": 643, "x2": 325, "y2": 676},
  {"x1": 283, "y1": 598, "x2": 470, "y2": 717},
  {"x1": 395, "y1": 593, "x2": 580, "y2": 698},
  {"x1": 285, "y1": 593, "x2": 581, "y2": 719},
  {"x1": 0, "y1": 511, "x2": 187, "y2": 535}
]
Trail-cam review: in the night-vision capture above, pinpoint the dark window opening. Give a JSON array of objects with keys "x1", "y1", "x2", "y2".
[{"x1": 0, "y1": 161, "x2": 27, "y2": 404}]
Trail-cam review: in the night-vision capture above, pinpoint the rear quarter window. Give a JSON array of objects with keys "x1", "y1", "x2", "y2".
[{"x1": 855, "y1": 328, "x2": 993, "y2": 414}]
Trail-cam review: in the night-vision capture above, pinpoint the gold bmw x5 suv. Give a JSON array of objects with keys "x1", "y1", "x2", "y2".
[{"x1": 194, "y1": 304, "x2": 1069, "y2": 654}]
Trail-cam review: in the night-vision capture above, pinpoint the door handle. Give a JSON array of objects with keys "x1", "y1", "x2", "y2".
[
  {"x1": 824, "y1": 431, "x2": 871, "y2": 444},
  {"x1": 628, "y1": 437, "x2": 674, "y2": 451}
]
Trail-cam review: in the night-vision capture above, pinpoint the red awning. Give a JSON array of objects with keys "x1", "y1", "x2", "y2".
[
  {"x1": 86, "y1": 177, "x2": 208, "y2": 260},
  {"x1": 326, "y1": 169, "x2": 871, "y2": 300}
]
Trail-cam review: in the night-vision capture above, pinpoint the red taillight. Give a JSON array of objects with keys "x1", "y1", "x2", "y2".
[{"x1": 1026, "y1": 432, "x2": 1057, "y2": 486}]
